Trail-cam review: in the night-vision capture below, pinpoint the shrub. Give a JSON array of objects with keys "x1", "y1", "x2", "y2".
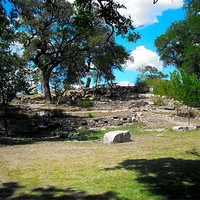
[
  {"x1": 144, "y1": 78, "x2": 162, "y2": 88},
  {"x1": 33, "y1": 88, "x2": 38, "y2": 94},
  {"x1": 88, "y1": 112, "x2": 94, "y2": 118},
  {"x1": 153, "y1": 98, "x2": 164, "y2": 106},
  {"x1": 77, "y1": 99, "x2": 92, "y2": 108},
  {"x1": 153, "y1": 80, "x2": 170, "y2": 96}
]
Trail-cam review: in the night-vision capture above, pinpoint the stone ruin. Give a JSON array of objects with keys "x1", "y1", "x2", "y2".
[
  {"x1": 0, "y1": 84, "x2": 153, "y2": 136},
  {"x1": 69, "y1": 83, "x2": 150, "y2": 101}
]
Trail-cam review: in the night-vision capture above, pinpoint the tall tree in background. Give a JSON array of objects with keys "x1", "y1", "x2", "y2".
[
  {"x1": 154, "y1": 0, "x2": 200, "y2": 79},
  {"x1": 137, "y1": 65, "x2": 168, "y2": 81}
]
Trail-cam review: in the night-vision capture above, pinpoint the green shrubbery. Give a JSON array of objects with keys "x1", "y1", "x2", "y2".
[
  {"x1": 88, "y1": 112, "x2": 94, "y2": 118},
  {"x1": 77, "y1": 99, "x2": 92, "y2": 108},
  {"x1": 153, "y1": 98, "x2": 164, "y2": 106},
  {"x1": 145, "y1": 69, "x2": 200, "y2": 125}
]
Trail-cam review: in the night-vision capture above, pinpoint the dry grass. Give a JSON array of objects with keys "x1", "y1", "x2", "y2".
[{"x1": 0, "y1": 127, "x2": 200, "y2": 199}]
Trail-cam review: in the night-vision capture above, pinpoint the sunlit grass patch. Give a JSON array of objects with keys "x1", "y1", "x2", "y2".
[{"x1": 0, "y1": 128, "x2": 200, "y2": 199}]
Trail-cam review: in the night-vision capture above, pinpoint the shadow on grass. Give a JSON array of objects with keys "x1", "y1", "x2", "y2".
[
  {"x1": 0, "y1": 130, "x2": 103, "y2": 146},
  {"x1": 0, "y1": 182, "x2": 126, "y2": 200},
  {"x1": 105, "y1": 157, "x2": 200, "y2": 199}
]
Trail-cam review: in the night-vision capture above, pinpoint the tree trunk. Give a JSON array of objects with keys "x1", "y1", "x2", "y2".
[
  {"x1": 3, "y1": 101, "x2": 8, "y2": 137},
  {"x1": 41, "y1": 81, "x2": 43, "y2": 94},
  {"x1": 42, "y1": 70, "x2": 52, "y2": 103},
  {"x1": 2, "y1": 93, "x2": 8, "y2": 137},
  {"x1": 85, "y1": 72, "x2": 91, "y2": 88},
  {"x1": 187, "y1": 106, "x2": 191, "y2": 126}
]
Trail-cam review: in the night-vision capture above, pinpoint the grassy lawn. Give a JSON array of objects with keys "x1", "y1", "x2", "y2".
[{"x1": 0, "y1": 126, "x2": 200, "y2": 199}]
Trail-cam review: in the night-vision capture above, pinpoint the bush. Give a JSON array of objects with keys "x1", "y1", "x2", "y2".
[
  {"x1": 88, "y1": 112, "x2": 94, "y2": 118},
  {"x1": 33, "y1": 88, "x2": 38, "y2": 94},
  {"x1": 77, "y1": 99, "x2": 92, "y2": 108},
  {"x1": 153, "y1": 98, "x2": 164, "y2": 106},
  {"x1": 134, "y1": 82, "x2": 149, "y2": 93},
  {"x1": 144, "y1": 78, "x2": 162, "y2": 88},
  {"x1": 153, "y1": 80, "x2": 170, "y2": 96}
]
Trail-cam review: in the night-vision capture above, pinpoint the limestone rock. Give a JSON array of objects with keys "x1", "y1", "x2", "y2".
[
  {"x1": 103, "y1": 130, "x2": 131, "y2": 144},
  {"x1": 172, "y1": 126, "x2": 197, "y2": 132},
  {"x1": 37, "y1": 110, "x2": 50, "y2": 118}
]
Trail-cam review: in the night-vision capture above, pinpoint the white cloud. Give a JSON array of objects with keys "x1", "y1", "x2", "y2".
[
  {"x1": 68, "y1": 0, "x2": 183, "y2": 26},
  {"x1": 117, "y1": 81, "x2": 135, "y2": 86},
  {"x1": 118, "y1": 0, "x2": 183, "y2": 26},
  {"x1": 125, "y1": 46, "x2": 163, "y2": 71}
]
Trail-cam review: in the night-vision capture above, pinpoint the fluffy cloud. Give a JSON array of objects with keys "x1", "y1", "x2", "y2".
[
  {"x1": 125, "y1": 46, "x2": 163, "y2": 71},
  {"x1": 117, "y1": 81, "x2": 135, "y2": 86},
  {"x1": 118, "y1": 0, "x2": 183, "y2": 26},
  {"x1": 68, "y1": 0, "x2": 183, "y2": 26}
]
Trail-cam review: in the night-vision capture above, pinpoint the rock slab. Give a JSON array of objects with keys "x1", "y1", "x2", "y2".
[
  {"x1": 172, "y1": 126, "x2": 197, "y2": 132},
  {"x1": 103, "y1": 130, "x2": 131, "y2": 144}
]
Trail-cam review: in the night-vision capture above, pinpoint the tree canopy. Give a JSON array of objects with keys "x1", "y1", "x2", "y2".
[
  {"x1": 137, "y1": 65, "x2": 168, "y2": 81},
  {"x1": 9, "y1": 0, "x2": 136, "y2": 102},
  {"x1": 154, "y1": 0, "x2": 200, "y2": 79}
]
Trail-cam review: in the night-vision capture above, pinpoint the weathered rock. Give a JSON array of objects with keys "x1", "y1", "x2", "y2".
[
  {"x1": 172, "y1": 126, "x2": 197, "y2": 132},
  {"x1": 103, "y1": 130, "x2": 131, "y2": 144},
  {"x1": 56, "y1": 131, "x2": 69, "y2": 139},
  {"x1": 0, "y1": 137, "x2": 15, "y2": 145},
  {"x1": 37, "y1": 110, "x2": 50, "y2": 118},
  {"x1": 164, "y1": 106, "x2": 175, "y2": 110}
]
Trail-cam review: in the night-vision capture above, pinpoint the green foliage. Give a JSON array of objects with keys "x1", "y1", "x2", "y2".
[
  {"x1": 73, "y1": 0, "x2": 140, "y2": 42},
  {"x1": 183, "y1": 0, "x2": 200, "y2": 18},
  {"x1": 77, "y1": 99, "x2": 91, "y2": 108},
  {"x1": 137, "y1": 66, "x2": 168, "y2": 81},
  {"x1": 168, "y1": 69, "x2": 200, "y2": 107},
  {"x1": 88, "y1": 112, "x2": 94, "y2": 118},
  {"x1": 155, "y1": 1, "x2": 200, "y2": 79},
  {"x1": 166, "y1": 69, "x2": 200, "y2": 125},
  {"x1": 65, "y1": 129, "x2": 104, "y2": 141},
  {"x1": 144, "y1": 78, "x2": 161, "y2": 87},
  {"x1": 153, "y1": 80, "x2": 171, "y2": 96},
  {"x1": 11, "y1": 0, "x2": 133, "y2": 102},
  {"x1": 0, "y1": 1, "x2": 31, "y2": 136},
  {"x1": 33, "y1": 88, "x2": 38, "y2": 94},
  {"x1": 153, "y1": 98, "x2": 164, "y2": 106}
]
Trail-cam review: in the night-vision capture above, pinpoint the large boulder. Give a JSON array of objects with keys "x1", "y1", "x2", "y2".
[{"x1": 103, "y1": 130, "x2": 131, "y2": 144}]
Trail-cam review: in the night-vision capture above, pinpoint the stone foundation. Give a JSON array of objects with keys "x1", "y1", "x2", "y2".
[{"x1": 4, "y1": 114, "x2": 137, "y2": 135}]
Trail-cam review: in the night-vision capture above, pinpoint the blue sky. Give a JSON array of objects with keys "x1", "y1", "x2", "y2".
[{"x1": 112, "y1": 0, "x2": 186, "y2": 85}]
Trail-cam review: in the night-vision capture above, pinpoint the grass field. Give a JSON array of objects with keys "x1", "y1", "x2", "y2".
[{"x1": 0, "y1": 126, "x2": 200, "y2": 199}]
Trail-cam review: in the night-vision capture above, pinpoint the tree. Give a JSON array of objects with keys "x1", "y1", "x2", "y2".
[
  {"x1": 55, "y1": 32, "x2": 130, "y2": 89},
  {"x1": 183, "y1": 0, "x2": 200, "y2": 18},
  {"x1": 0, "y1": 1, "x2": 28, "y2": 136},
  {"x1": 81, "y1": 33, "x2": 130, "y2": 87},
  {"x1": 168, "y1": 69, "x2": 200, "y2": 125},
  {"x1": 11, "y1": 0, "x2": 137, "y2": 103},
  {"x1": 11, "y1": 0, "x2": 81, "y2": 103},
  {"x1": 73, "y1": 0, "x2": 141, "y2": 43},
  {"x1": 137, "y1": 65, "x2": 168, "y2": 81},
  {"x1": 154, "y1": 1, "x2": 200, "y2": 79}
]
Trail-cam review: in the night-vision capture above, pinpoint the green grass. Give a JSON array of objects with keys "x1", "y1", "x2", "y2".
[{"x1": 0, "y1": 126, "x2": 200, "y2": 199}]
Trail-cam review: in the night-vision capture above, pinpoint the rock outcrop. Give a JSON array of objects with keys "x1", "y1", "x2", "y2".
[{"x1": 103, "y1": 130, "x2": 131, "y2": 144}]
